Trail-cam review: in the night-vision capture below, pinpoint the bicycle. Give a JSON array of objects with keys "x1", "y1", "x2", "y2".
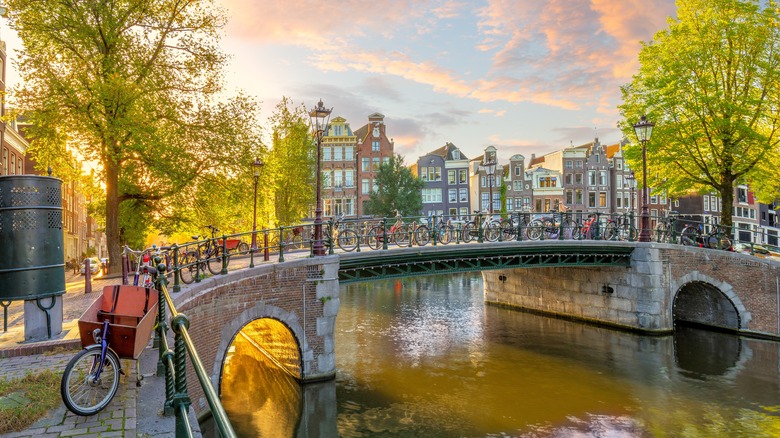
[
  {"x1": 654, "y1": 210, "x2": 679, "y2": 243},
  {"x1": 328, "y1": 214, "x2": 360, "y2": 252},
  {"x1": 680, "y1": 222, "x2": 733, "y2": 250},
  {"x1": 603, "y1": 213, "x2": 637, "y2": 241},
  {"x1": 61, "y1": 279, "x2": 159, "y2": 416},
  {"x1": 270, "y1": 225, "x2": 305, "y2": 251},
  {"x1": 430, "y1": 216, "x2": 455, "y2": 245},
  {"x1": 366, "y1": 211, "x2": 406, "y2": 249},
  {"x1": 198, "y1": 225, "x2": 228, "y2": 275},
  {"x1": 123, "y1": 245, "x2": 157, "y2": 288},
  {"x1": 527, "y1": 210, "x2": 580, "y2": 240},
  {"x1": 462, "y1": 211, "x2": 501, "y2": 242}
]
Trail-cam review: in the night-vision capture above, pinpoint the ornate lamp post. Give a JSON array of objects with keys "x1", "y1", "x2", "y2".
[
  {"x1": 483, "y1": 148, "x2": 497, "y2": 214},
  {"x1": 626, "y1": 170, "x2": 636, "y2": 215},
  {"x1": 250, "y1": 157, "x2": 264, "y2": 268},
  {"x1": 633, "y1": 115, "x2": 655, "y2": 242},
  {"x1": 309, "y1": 99, "x2": 332, "y2": 256}
]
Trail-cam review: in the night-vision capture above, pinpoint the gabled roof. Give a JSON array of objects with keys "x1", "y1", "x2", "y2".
[
  {"x1": 605, "y1": 143, "x2": 621, "y2": 159},
  {"x1": 426, "y1": 142, "x2": 469, "y2": 161},
  {"x1": 354, "y1": 124, "x2": 369, "y2": 142},
  {"x1": 528, "y1": 155, "x2": 545, "y2": 167}
]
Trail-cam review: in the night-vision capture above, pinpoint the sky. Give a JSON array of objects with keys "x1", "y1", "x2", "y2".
[{"x1": 0, "y1": 0, "x2": 678, "y2": 164}]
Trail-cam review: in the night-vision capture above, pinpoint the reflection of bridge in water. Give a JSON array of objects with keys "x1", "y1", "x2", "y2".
[{"x1": 170, "y1": 239, "x2": 780, "y2": 421}]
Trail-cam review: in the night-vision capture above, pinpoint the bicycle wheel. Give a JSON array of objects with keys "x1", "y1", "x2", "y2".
[
  {"x1": 437, "y1": 225, "x2": 453, "y2": 244},
  {"x1": 207, "y1": 247, "x2": 225, "y2": 275},
  {"x1": 61, "y1": 346, "x2": 121, "y2": 416},
  {"x1": 462, "y1": 222, "x2": 477, "y2": 242},
  {"x1": 484, "y1": 222, "x2": 501, "y2": 242},
  {"x1": 178, "y1": 252, "x2": 196, "y2": 285},
  {"x1": 337, "y1": 229, "x2": 358, "y2": 252},
  {"x1": 680, "y1": 226, "x2": 699, "y2": 246},
  {"x1": 654, "y1": 222, "x2": 669, "y2": 242},
  {"x1": 618, "y1": 224, "x2": 638, "y2": 241},
  {"x1": 708, "y1": 233, "x2": 732, "y2": 250},
  {"x1": 366, "y1": 226, "x2": 383, "y2": 250},
  {"x1": 415, "y1": 225, "x2": 431, "y2": 246},
  {"x1": 237, "y1": 242, "x2": 249, "y2": 254},
  {"x1": 394, "y1": 225, "x2": 411, "y2": 247},
  {"x1": 603, "y1": 222, "x2": 618, "y2": 240},
  {"x1": 527, "y1": 220, "x2": 544, "y2": 240}
]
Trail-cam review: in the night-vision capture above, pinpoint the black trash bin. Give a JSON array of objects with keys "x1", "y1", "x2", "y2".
[{"x1": 0, "y1": 175, "x2": 66, "y2": 302}]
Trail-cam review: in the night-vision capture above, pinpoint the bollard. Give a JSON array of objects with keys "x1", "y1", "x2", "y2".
[
  {"x1": 263, "y1": 230, "x2": 270, "y2": 261},
  {"x1": 121, "y1": 253, "x2": 128, "y2": 285},
  {"x1": 84, "y1": 258, "x2": 92, "y2": 294}
]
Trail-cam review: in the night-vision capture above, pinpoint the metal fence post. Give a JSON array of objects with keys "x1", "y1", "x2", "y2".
[{"x1": 220, "y1": 234, "x2": 228, "y2": 275}]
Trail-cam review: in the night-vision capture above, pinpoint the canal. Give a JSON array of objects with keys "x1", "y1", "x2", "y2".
[{"x1": 220, "y1": 273, "x2": 780, "y2": 437}]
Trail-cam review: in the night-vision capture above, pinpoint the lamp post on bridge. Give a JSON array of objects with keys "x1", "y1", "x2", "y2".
[
  {"x1": 633, "y1": 115, "x2": 655, "y2": 242},
  {"x1": 250, "y1": 157, "x2": 264, "y2": 268},
  {"x1": 626, "y1": 170, "x2": 636, "y2": 238},
  {"x1": 310, "y1": 99, "x2": 333, "y2": 256},
  {"x1": 482, "y1": 148, "x2": 497, "y2": 214}
]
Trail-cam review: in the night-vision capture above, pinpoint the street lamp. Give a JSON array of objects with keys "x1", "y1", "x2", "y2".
[
  {"x1": 483, "y1": 148, "x2": 497, "y2": 214},
  {"x1": 633, "y1": 115, "x2": 655, "y2": 242},
  {"x1": 626, "y1": 170, "x2": 636, "y2": 215},
  {"x1": 309, "y1": 99, "x2": 332, "y2": 256},
  {"x1": 250, "y1": 157, "x2": 264, "y2": 268}
]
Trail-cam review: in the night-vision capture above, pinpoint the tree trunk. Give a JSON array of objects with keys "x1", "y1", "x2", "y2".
[
  {"x1": 105, "y1": 157, "x2": 121, "y2": 276},
  {"x1": 719, "y1": 175, "x2": 735, "y2": 235}
]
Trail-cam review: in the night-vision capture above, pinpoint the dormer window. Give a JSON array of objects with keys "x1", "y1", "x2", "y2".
[{"x1": 453, "y1": 150, "x2": 460, "y2": 160}]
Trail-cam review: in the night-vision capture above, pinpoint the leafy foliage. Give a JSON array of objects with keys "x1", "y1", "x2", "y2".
[
  {"x1": 619, "y1": 0, "x2": 780, "y2": 228},
  {"x1": 6, "y1": 0, "x2": 263, "y2": 272},
  {"x1": 364, "y1": 155, "x2": 424, "y2": 217}
]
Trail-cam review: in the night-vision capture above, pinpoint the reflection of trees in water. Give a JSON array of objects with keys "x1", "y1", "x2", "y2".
[{"x1": 222, "y1": 320, "x2": 302, "y2": 437}]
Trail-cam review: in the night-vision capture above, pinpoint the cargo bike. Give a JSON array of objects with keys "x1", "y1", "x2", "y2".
[{"x1": 60, "y1": 277, "x2": 159, "y2": 416}]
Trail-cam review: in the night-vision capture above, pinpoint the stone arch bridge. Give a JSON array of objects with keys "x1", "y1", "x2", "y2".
[{"x1": 170, "y1": 240, "x2": 780, "y2": 417}]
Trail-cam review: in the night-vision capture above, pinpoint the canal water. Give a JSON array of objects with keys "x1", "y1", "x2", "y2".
[{"x1": 220, "y1": 273, "x2": 780, "y2": 437}]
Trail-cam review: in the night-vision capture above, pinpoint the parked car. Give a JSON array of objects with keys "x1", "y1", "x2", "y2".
[{"x1": 80, "y1": 257, "x2": 102, "y2": 275}]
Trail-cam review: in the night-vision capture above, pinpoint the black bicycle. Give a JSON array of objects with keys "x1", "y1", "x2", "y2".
[{"x1": 680, "y1": 223, "x2": 733, "y2": 250}]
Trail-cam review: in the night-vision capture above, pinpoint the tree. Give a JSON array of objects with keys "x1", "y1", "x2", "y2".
[
  {"x1": 264, "y1": 98, "x2": 316, "y2": 226},
  {"x1": 363, "y1": 155, "x2": 424, "y2": 217},
  {"x1": 619, "y1": 0, "x2": 780, "y2": 230},
  {"x1": 7, "y1": 0, "x2": 263, "y2": 273}
]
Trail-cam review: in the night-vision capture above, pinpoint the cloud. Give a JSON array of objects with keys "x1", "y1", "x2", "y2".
[{"x1": 478, "y1": 108, "x2": 506, "y2": 117}]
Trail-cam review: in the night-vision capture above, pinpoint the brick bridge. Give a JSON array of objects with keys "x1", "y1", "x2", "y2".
[{"x1": 170, "y1": 241, "x2": 780, "y2": 417}]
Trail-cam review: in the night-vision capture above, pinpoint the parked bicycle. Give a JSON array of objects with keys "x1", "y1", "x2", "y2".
[
  {"x1": 603, "y1": 213, "x2": 637, "y2": 241},
  {"x1": 430, "y1": 216, "x2": 455, "y2": 245},
  {"x1": 527, "y1": 210, "x2": 580, "y2": 240},
  {"x1": 123, "y1": 245, "x2": 156, "y2": 288},
  {"x1": 680, "y1": 222, "x2": 733, "y2": 250},
  {"x1": 654, "y1": 210, "x2": 679, "y2": 243},
  {"x1": 327, "y1": 214, "x2": 360, "y2": 252},
  {"x1": 177, "y1": 225, "x2": 226, "y2": 284},
  {"x1": 462, "y1": 211, "x2": 501, "y2": 242},
  {"x1": 270, "y1": 225, "x2": 306, "y2": 251}
]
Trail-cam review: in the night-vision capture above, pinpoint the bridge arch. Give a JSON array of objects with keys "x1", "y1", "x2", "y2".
[
  {"x1": 671, "y1": 271, "x2": 750, "y2": 331},
  {"x1": 214, "y1": 303, "x2": 304, "y2": 393}
]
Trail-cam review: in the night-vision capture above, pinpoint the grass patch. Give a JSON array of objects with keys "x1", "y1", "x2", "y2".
[{"x1": 0, "y1": 369, "x2": 62, "y2": 433}]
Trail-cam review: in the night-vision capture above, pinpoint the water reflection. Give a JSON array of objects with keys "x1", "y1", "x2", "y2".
[{"x1": 218, "y1": 274, "x2": 780, "y2": 437}]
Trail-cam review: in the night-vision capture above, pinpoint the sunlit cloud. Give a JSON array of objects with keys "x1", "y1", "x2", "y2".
[{"x1": 478, "y1": 108, "x2": 506, "y2": 117}]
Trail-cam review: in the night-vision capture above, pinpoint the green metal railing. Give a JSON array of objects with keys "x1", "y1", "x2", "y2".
[
  {"x1": 157, "y1": 210, "x2": 776, "y2": 289},
  {"x1": 154, "y1": 262, "x2": 236, "y2": 438}
]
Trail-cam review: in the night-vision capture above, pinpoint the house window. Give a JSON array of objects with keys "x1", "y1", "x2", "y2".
[
  {"x1": 334, "y1": 147, "x2": 343, "y2": 161},
  {"x1": 617, "y1": 161, "x2": 623, "y2": 170},
  {"x1": 453, "y1": 150, "x2": 460, "y2": 160},
  {"x1": 650, "y1": 194, "x2": 658, "y2": 204},
  {"x1": 513, "y1": 181, "x2": 523, "y2": 191},
  {"x1": 566, "y1": 190, "x2": 573, "y2": 204},
  {"x1": 323, "y1": 171, "x2": 332, "y2": 188},
  {"x1": 459, "y1": 170, "x2": 468, "y2": 183},
  {"x1": 588, "y1": 171, "x2": 596, "y2": 185},
  {"x1": 345, "y1": 146, "x2": 353, "y2": 159},
  {"x1": 372, "y1": 157, "x2": 380, "y2": 171},
  {"x1": 599, "y1": 171, "x2": 607, "y2": 185},
  {"x1": 345, "y1": 170, "x2": 354, "y2": 188},
  {"x1": 599, "y1": 192, "x2": 607, "y2": 207},
  {"x1": 323, "y1": 147, "x2": 332, "y2": 161},
  {"x1": 334, "y1": 125, "x2": 343, "y2": 136},
  {"x1": 575, "y1": 173, "x2": 583, "y2": 184},
  {"x1": 588, "y1": 192, "x2": 596, "y2": 208},
  {"x1": 422, "y1": 188, "x2": 442, "y2": 203},
  {"x1": 448, "y1": 189, "x2": 457, "y2": 202},
  {"x1": 324, "y1": 199, "x2": 332, "y2": 216},
  {"x1": 565, "y1": 174, "x2": 572, "y2": 185},
  {"x1": 737, "y1": 187, "x2": 748, "y2": 203},
  {"x1": 429, "y1": 167, "x2": 441, "y2": 181},
  {"x1": 372, "y1": 141, "x2": 380, "y2": 152},
  {"x1": 459, "y1": 188, "x2": 468, "y2": 202},
  {"x1": 575, "y1": 160, "x2": 583, "y2": 168},
  {"x1": 514, "y1": 166, "x2": 522, "y2": 176},
  {"x1": 576, "y1": 190, "x2": 583, "y2": 204},
  {"x1": 565, "y1": 160, "x2": 573, "y2": 169},
  {"x1": 362, "y1": 157, "x2": 369, "y2": 172},
  {"x1": 345, "y1": 198, "x2": 354, "y2": 216},
  {"x1": 362, "y1": 179, "x2": 370, "y2": 194},
  {"x1": 421, "y1": 167, "x2": 428, "y2": 181},
  {"x1": 448, "y1": 170, "x2": 456, "y2": 184}
]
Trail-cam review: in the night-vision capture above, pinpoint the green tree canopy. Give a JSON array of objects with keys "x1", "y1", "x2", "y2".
[
  {"x1": 7, "y1": 0, "x2": 263, "y2": 273},
  {"x1": 264, "y1": 97, "x2": 316, "y2": 226},
  {"x1": 619, "y1": 0, "x2": 780, "y2": 229},
  {"x1": 364, "y1": 155, "x2": 424, "y2": 217}
]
